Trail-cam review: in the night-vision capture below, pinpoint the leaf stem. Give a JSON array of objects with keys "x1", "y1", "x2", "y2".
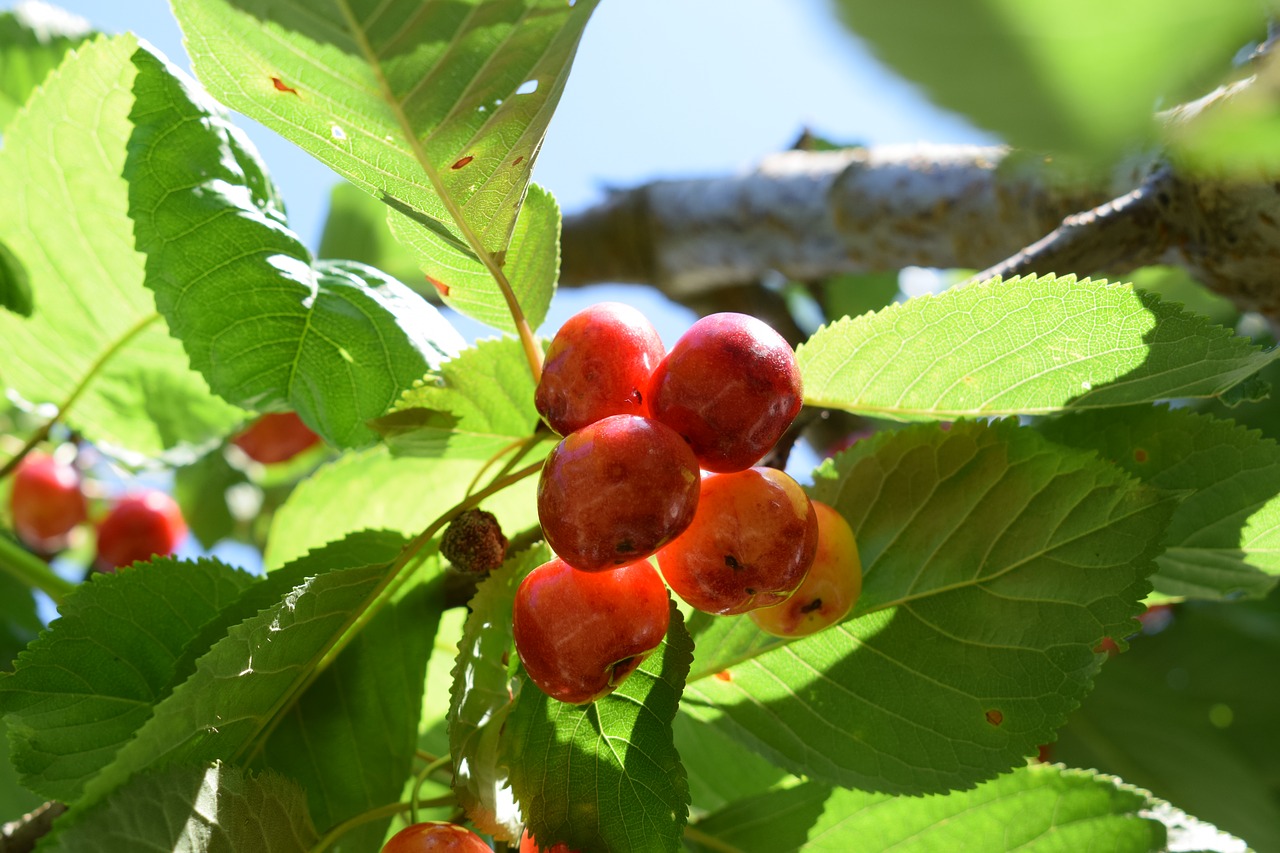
[
  {"x1": 0, "y1": 536, "x2": 76, "y2": 604},
  {"x1": 334, "y1": 0, "x2": 545, "y2": 385},
  {"x1": 0, "y1": 313, "x2": 159, "y2": 481},
  {"x1": 410, "y1": 754, "x2": 454, "y2": 824},
  {"x1": 308, "y1": 798, "x2": 450, "y2": 853}
]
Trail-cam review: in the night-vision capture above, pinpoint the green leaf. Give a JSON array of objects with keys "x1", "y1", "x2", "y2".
[
  {"x1": 0, "y1": 238, "x2": 31, "y2": 317},
  {"x1": 682, "y1": 419, "x2": 1175, "y2": 794},
  {"x1": 126, "y1": 45, "x2": 465, "y2": 449},
  {"x1": 0, "y1": 2, "x2": 92, "y2": 130},
  {"x1": 318, "y1": 181, "x2": 428, "y2": 291},
  {"x1": 1041, "y1": 407, "x2": 1280, "y2": 601},
  {"x1": 170, "y1": 0, "x2": 596, "y2": 257},
  {"x1": 39, "y1": 762, "x2": 318, "y2": 853},
  {"x1": 76, "y1": 549, "x2": 402, "y2": 810},
  {"x1": 1057, "y1": 595, "x2": 1280, "y2": 849},
  {"x1": 262, "y1": 568, "x2": 443, "y2": 851},
  {"x1": 798, "y1": 276, "x2": 1279, "y2": 421},
  {"x1": 264, "y1": 444, "x2": 538, "y2": 570},
  {"x1": 686, "y1": 765, "x2": 1173, "y2": 853},
  {"x1": 834, "y1": 0, "x2": 1262, "y2": 159},
  {"x1": 374, "y1": 337, "x2": 543, "y2": 458},
  {"x1": 387, "y1": 182, "x2": 560, "y2": 333},
  {"x1": 505, "y1": 603, "x2": 693, "y2": 853},
  {"x1": 819, "y1": 271, "x2": 900, "y2": 324},
  {"x1": 0, "y1": 34, "x2": 244, "y2": 457},
  {"x1": 449, "y1": 544, "x2": 548, "y2": 840},
  {"x1": 671, "y1": 712, "x2": 789, "y2": 815},
  {"x1": 0, "y1": 558, "x2": 257, "y2": 802},
  {"x1": 0, "y1": 717, "x2": 43, "y2": 824},
  {"x1": 174, "y1": 449, "x2": 251, "y2": 549}
]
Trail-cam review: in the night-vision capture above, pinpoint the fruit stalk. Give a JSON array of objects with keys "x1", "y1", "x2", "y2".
[{"x1": 0, "y1": 534, "x2": 76, "y2": 604}]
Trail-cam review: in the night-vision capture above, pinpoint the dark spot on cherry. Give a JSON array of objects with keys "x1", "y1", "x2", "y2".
[
  {"x1": 724, "y1": 554, "x2": 740, "y2": 569},
  {"x1": 800, "y1": 598, "x2": 823, "y2": 613}
]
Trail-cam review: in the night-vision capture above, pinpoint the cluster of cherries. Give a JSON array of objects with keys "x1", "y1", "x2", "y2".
[
  {"x1": 383, "y1": 824, "x2": 569, "y2": 853},
  {"x1": 512, "y1": 304, "x2": 863, "y2": 707},
  {"x1": 7, "y1": 412, "x2": 318, "y2": 572}
]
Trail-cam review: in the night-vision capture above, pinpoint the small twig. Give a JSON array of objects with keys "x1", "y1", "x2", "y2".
[
  {"x1": 0, "y1": 801, "x2": 66, "y2": 853},
  {"x1": 0, "y1": 536, "x2": 76, "y2": 604}
]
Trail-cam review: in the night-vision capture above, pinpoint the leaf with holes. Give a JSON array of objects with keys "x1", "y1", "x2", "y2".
[
  {"x1": 170, "y1": 0, "x2": 595, "y2": 282},
  {"x1": 126, "y1": 44, "x2": 465, "y2": 449},
  {"x1": 373, "y1": 337, "x2": 544, "y2": 458},
  {"x1": 1042, "y1": 406, "x2": 1280, "y2": 602},
  {"x1": 0, "y1": 34, "x2": 243, "y2": 456},
  {"x1": 449, "y1": 544, "x2": 547, "y2": 841},
  {"x1": 798, "y1": 276, "x2": 1280, "y2": 421},
  {"x1": 682, "y1": 419, "x2": 1175, "y2": 795},
  {"x1": 39, "y1": 762, "x2": 318, "y2": 853},
  {"x1": 504, "y1": 603, "x2": 693, "y2": 853}
]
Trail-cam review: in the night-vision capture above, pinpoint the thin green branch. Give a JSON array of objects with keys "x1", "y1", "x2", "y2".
[
  {"x1": 0, "y1": 535, "x2": 76, "y2": 604},
  {"x1": 411, "y1": 754, "x2": 454, "y2": 824},
  {"x1": 683, "y1": 825, "x2": 744, "y2": 853},
  {"x1": 0, "y1": 313, "x2": 159, "y2": 481},
  {"x1": 334, "y1": 0, "x2": 545, "y2": 385}
]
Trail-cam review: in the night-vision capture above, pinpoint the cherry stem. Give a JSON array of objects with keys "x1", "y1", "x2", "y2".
[
  {"x1": 0, "y1": 536, "x2": 76, "y2": 604},
  {"x1": 307, "y1": 796, "x2": 454, "y2": 853},
  {"x1": 465, "y1": 437, "x2": 529, "y2": 498},
  {"x1": 410, "y1": 754, "x2": 454, "y2": 824}
]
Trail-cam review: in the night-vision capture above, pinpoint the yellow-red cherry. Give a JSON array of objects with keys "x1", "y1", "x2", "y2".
[{"x1": 381, "y1": 821, "x2": 492, "y2": 853}]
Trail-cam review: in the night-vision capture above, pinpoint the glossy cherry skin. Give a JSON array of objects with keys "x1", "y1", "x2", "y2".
[
  {"x1": 647, "y1": 313, "x2": 802, "y2": 472},
  {"x1": 535, "y1": 302, "x2": 666, "y2": 436},
  {"x1": 537, "y1": 415, "x2": 700, "y2": 571},
  {"x1": 658, "y1": 467, "x2": 818, "y2": 615},
  {"x1": 513, "y1": 557, "x2": 670, "y2": 704},
  {"x1": 750, "y1": 500, "x2": 862, "y2": 637},
  {"x1": 519, "y1": 829, "x2": 577, "y2": 853},
  {"x1": 94, "y1": 491, "x2": 187, "y2": 571},
  {"x1": 231, "y1": 411, "x2": 320, "y2": 464},
  {"x1": 9, "y1": 452, "x2": 86, "y2": 550},
  {"x1": 381, "y1": 822, "x2": 492, "y2": 853}
]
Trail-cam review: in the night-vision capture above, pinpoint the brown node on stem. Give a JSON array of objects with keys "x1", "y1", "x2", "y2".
[{"x1": 441, "y1": 509, "x2": 509, "y2": 574}]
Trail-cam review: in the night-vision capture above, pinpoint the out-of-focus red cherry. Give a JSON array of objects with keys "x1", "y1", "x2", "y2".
[
  {"x1": 9, "y1": 451, "x2": 87, "y2": 551},
  {"x1": 519, "y1": 828, "x2": 578, "y2": 852},
  {"x1": 231, "y1": 411, "x2": 320, "y2": 464},
  {"x1": 94, "y1": 491, "x2": 187, "y2": 571}
]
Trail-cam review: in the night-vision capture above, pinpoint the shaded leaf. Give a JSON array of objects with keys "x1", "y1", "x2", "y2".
[
  {"x1": 0, "y1": 2, "x2": 92, "y2": 130},
  {"x1": 0, "y1": 34, "x2": 244, "y2": 456},
  {"x1": 1041, "y1": 407, "x2": 1280, "y2": 601},
  {"x1": 318, "y1": 181, "x2": 427, "y2": 290},
  {"x1": 173, "y1": 449, "x2": 250, "y2": 550},
  {"x1": 671, "y1": 712, "x2": 788, "y2": 815},
  {"x1": 1057, "y1": 595, "x2": 1280, "y2": 850},
  {"x1": 126, "y1": 45, "x2": 464, "y2": 449},
  {"x1": 835, "y1": 0, "x2": 1261, "y2": 159},
  {"x1": 505, "y1": 603, "x2": 692, "y2": 853},
  {"x1": 449, "y1": 544, "x2": 548, "y2": 840},
  {"x1": 0, "y1": 238, "x2": 31, "y2": 317},
  {"x1": 0, "y1": 558, "x2": 257, "y2": 802},
  {"x1": 40, "y1": 762, "x2": 317, "y2": 853},
  {"x1": 683, "y1": 419, "x2": 1174, "y2": 794},
  {"x1": 262, "y1": 567, "x2": 443, "y2": 851},
  {"x1": 374, "y1": 337, "x2": 543, "y2": 458},
  {"x1": 798, "y1": 276, "x2": 1279, "y2": 420}
]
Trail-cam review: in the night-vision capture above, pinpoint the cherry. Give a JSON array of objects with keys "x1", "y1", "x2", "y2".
[
  {"x1": 647, "y1": 313, "x2": 802, "y2": 473},
  {"x1": 381, "y1": 822, "x2": 492, "y2": 853},
  {"x1": 537, "y1": 415, "x2": 699, "y2": 571},
  {"x1": 658, "y1": 467, "x2": 818, "y2": 615},
  {"x1": 9, "y1": 451, "x2": 86, "y2": 551},
  {"x1": 750, "y1": 500, "x2": 862, "y2": 637},
  {"x1": 519, "y1": 829, "x2": 577, "y2": 852},
  {"x1": 535, "y1": 302, "x2": 665, "y2": 436},
  {"x1": 513, "y1": 556, "x2": 669, "y2": 704},
  {"x1": 94, "y1": 491, "x2": 187, "y2": 571},
  {"x1": 231, "y1": 411, "x2": 319, "y2": 464}
]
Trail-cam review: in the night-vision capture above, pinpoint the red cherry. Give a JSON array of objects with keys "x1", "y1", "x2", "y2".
[
  {"x1": 519, "y1": 828, "x2": 577, "y2": 853},
  {"x1": 647, "y1": 313, "x2": 802, "y2": 473},
  {"x1": 537, "y1": 415, "x2": 700, "y2": 571},
  {"x1": 513, "y1": 557, "x2": 670, "y2": 704},
  {"x1": 750, "y1": 500, "x2": 862, "y2": 637},
  {"x1": 658, "y1": 467, "x2": 818, "y2": 615},
  {"x1": 9, "y1": 452, "x2": 86, "y2": 550},
  {"x1": 381, "y1": 821, "x2": 492, "y2": 853},
  {"x1": 535, "y1": 303, "x2": 665, "y2": 436},
  {"x1": 95, "y1": 491, "x2": 187, "y2": 571},
  {"x1": 231, "y1": 411, "x2": 320, "y2": 464}
]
